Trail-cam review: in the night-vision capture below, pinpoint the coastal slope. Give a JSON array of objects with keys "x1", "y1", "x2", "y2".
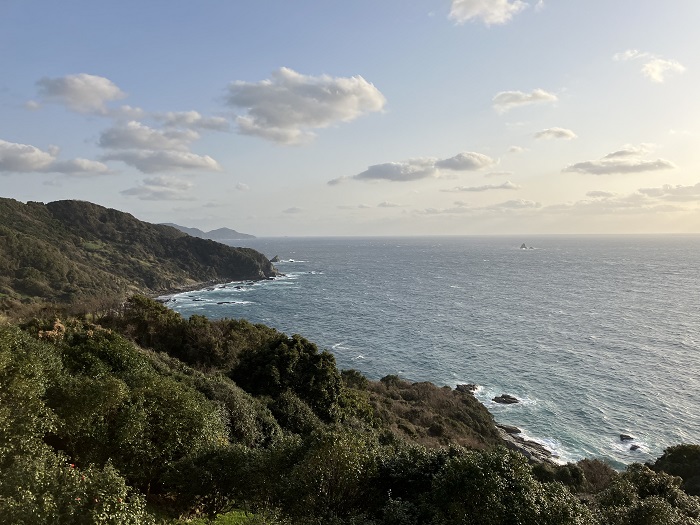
[{"x1": 0, "y1": 198, "x2": 276, "y2": 306}]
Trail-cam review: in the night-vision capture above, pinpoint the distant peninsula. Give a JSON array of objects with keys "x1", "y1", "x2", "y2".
[
  {"x1": 0, "y1": 198, "x2": 276, "y2": 308},
  {"x1": 162, "y1": 223, "x2": 256, "y2": 241}
]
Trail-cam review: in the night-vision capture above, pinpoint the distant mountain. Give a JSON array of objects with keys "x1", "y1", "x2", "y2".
[
  {"x1": 162, "y1": 223, "x2": 256, "y2": 240},
  {"x1": 0, "y1": 198, "x2": 276, "y2": 306}
]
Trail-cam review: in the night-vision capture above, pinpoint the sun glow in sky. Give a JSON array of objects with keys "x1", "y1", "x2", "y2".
[{"x1": 2, "y1": 1, "x2": 700, "y2": 236}]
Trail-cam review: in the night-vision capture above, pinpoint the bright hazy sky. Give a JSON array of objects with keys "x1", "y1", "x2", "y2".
[{"x1": 2, "y1": 1, "x2": 700, "y2": 236}]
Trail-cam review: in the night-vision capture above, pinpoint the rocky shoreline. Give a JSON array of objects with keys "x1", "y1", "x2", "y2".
[{"x1": 496, "y1": 424, "x2": 558, "y2": 464}]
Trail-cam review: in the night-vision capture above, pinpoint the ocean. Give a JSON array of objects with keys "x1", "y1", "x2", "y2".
[{"x1": 164, "y1": 235, "x2": 700, "y2": 469}]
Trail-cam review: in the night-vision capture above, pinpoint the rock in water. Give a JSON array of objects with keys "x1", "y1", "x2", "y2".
[
  {"x1": 620, "y1": 434, "x2": 634, "y2": 441},
  {"x1": 520, "y1": 243, "x2": 527, "y2": 249},
  {"x1": 493, "y1": 394, "x2": 519, "y2": 404},
  {"x1": 271, "y1": 255, "x2": 280, "y2": 262},
  {"x1": 456, "y1": 383, "x2": 477, "y2": 394}
]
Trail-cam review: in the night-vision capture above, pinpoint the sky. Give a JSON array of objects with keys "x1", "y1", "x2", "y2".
[{"x1": 2, "y1": 1, "x2": 700, "y2": 236}]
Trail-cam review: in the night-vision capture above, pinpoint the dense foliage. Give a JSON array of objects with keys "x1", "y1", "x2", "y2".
[
  {"x1": 1, "y1": 299, "x2": 699, "y2": 524},
  {"x1": 0, "y1": 198, "x2": 276, "y2": 308}
]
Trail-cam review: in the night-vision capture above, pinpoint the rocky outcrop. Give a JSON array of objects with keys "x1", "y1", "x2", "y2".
[
  {"x1": 620, "y1": 434, "x2": 634, "y2": 441},
  {"x1": 455, "y1": 383, "x2": 477, "y2": 394},
  {"x1": 496, "y1": 423, "x2": 522, "y2": 434},
  {"x1": 497, "y1": 427, "x2": 556, "y2": 464},
  {"x1": 493, "y1": 394, "x2": 519, "y2": 404}
]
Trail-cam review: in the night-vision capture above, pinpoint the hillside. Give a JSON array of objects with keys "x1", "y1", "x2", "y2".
[
  {"x1": 162, "y1": 223, "x2": 256, "y2": 241},
  {"x1": 0, "y1": 198, "x2": 277, "y2": 307}
]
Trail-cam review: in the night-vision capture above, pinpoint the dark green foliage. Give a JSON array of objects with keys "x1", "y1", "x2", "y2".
[
  {"x1": 595, "y1": 463, "x2": 700, "y2": 525},
  {"x1": 0, "y1": 451, "x2": 153, "y2": 524},
  {"x1": 4, "y1": 305, "x2": 700, "y2": 524},
  {"x1": 429, "y1": 447, "x2": 595, "y2": 525},
  {"x1": 110, "y1": 295, "x2": 280, "y2": 372},
  {"x1": 230, "y1": 334, "x2": 342, "y2": 422},
  {"x1": 652, "y1": 444, "x2": 700, "y2": 496},
  {"x1": 0, "y1": 325, "x2": 152, "y2": 523},
  {"x1": 283, "y1": 430, "x2": 381, "y2": 520},
  {"x1": 0, "y1": 198, "x2": 276, "y2": 308}
]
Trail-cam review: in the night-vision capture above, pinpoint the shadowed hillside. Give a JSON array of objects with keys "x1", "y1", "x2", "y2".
[{"x1": 0, "y1": 198, "x2": 277, "y2": 307}]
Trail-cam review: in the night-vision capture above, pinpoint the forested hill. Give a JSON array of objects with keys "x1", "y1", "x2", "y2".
[{"x1": 0, "y1": 198, "x2": 277, "y2": 306}]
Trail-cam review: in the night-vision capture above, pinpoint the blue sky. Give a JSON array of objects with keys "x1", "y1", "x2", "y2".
[{"x1": 2, "y1": 1, "x2": 699, "y2": 235}]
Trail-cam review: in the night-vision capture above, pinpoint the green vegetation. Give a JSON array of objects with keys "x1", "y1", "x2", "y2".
[
  {"x1": 0, "y1": 299, "x2": 698, "y2": 524},
  {"x1": 1, "y1": 200, "x2": 698, "y2": 523},
  {"x1": 0, "y1": 198, "x2": 276, "y2": 310}
]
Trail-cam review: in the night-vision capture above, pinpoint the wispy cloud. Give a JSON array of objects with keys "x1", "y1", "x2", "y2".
[
  {"x1": 449, "y1": 0, "x2": 527, "y2": 26},
  {"x1": 564, "y1": 144, "x2": 676, "y2": 175},
  {"x1": 331, "y1": 151, "x2": 496, "y2": 184},
  {"x1": 493, "y1": 89, "x2": 558, "y2": 113},
  {"x1": 613, "y1": 49, "x2": 686, "y2": 83},
  {"x1": 121, "y1": 175, "x2": 194, "y2": 201},
  {"x1": 441, "y1": 181, "x2": 520, "y2": 192},
  {"x1": 534, "y1": 127, "x2": 577, "y2": 140},
  {"x1": 101, "y1": 150, "x2": 221, "y2": 173},
  {"x1": 638, "y1": 183, "x2": 700, "y2": 201},
  {"x1": 435, "y1": 152, "x2": 496, "y2": 170},
  {"x1": 99, "y1": 121, "x2": 199, "y2": 151},
  {"x1": 226, "y1": 67, "x2": 386, "y2": 145},
  {"x1": 154, "y1": 111, "x2": 230, "y2": 131}
]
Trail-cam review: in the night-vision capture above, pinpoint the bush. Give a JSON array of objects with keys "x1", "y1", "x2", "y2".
[{"x1": 652, "y1": 444, "x2": 700, "y2": 497}]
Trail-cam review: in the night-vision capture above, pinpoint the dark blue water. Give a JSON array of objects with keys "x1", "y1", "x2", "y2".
[{"x1": 165, "y1": 235, "x2": 700, "y2": 468}]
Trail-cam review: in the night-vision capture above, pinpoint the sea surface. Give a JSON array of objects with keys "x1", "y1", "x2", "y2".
[{"x1": 164, "y1": 235, "x2": 700, "y2": 469}]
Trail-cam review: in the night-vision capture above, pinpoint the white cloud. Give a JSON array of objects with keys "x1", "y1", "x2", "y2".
[
  {"x1": 534, "y1": 127, "x2": 577, "y2": 140},
  {"x1": 642, "y1": 58, "x2": 686, "y2": 83},
  {"x1": 614, "y1": 49, "x2": 686, "y2": 83},
  {"x1": 485, "y1": 199, "x2": 541, "y2": 210},
  {"x1": 0, "y1": 140, "x2": 54, "y2": 172},
  {"x1": 449, "y1": 0, "x2": 527, "y2": 26},
  {"x1": 24, "y1": 100, "x2": 41, "y2": 111},
  {"x1": 341, "y1": 150, "x2": 495, "y2": 184},
  {"x1": 564, "y1": 145, "x2": 676, "y2": 175},
  {"x1": 155, "y1": 111, "x2": 230, "y2": 131},
  {"x1": 236, "y1": 182, "x2": 250, "y2": 191},
  {"x1": 0, "y1": 139, "x2": 108, "y2": 175},
  {"x1": 101, "y1": 150, "x2": 221, "y2": 173},
  {"x1": 226, "y1": 67, "x2": 386, "y2": 144},
  {"x1": 493, "y1": 89, "x2": 558, "y2": 113},
  {"x1": 354, "y1": 158, "x2": 439, "y2": 182},
  {"x1": 121, "y1": 175, "x2": 194, "y2": 201},
  {"x1": 283, "y1": 207, "x2": 303, "y2": 214},
  {"x1": 377, "y1": 201, "x2": 402, "y2": 208},
  {"x1": 603, "y1": 144, "x2": 653, "y2": 159},
  {"x1": 442, "y1": 181, "x2": 520, "y2": 192},
  {"x1": 36, "y1": 73, "x2": 126, "y2": 114},
  {"x1": 99, "y1": 121, "x2": 199, "y2": 151},
  {"x1": 113, "y1": 105, "x2": 146, "y2": 119},
  {"x1": 638, "y1": 183, "x2": 700, "y2": 201},
  {"x1": 51, "y1": 158, "x2": 110, "y2": 176},
  {"x1": 509, "y1": 145, "x2": 527, "y2": 153},
  {"x1": 435, "y1": 152, "x2": 496, "y2": 170}
]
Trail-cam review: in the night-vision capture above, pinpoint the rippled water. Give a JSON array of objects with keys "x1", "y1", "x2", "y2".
[{"x1": 165, "y1": 235, "x2": 700, "y2": 468}]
